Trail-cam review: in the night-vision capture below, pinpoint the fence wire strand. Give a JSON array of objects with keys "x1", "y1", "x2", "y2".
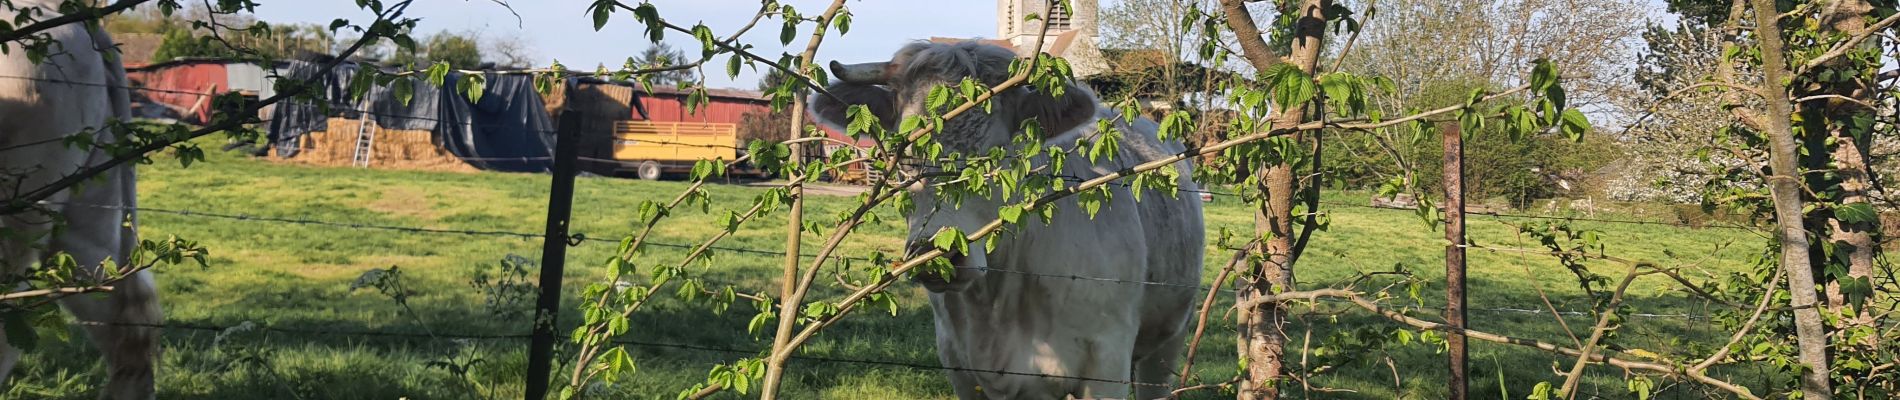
[
  {"x1": 48, "y1": 201, "x2": 1712, "y2": 320},
  {"x1": 69, "y1": 319, "x2": 1174, "y2": 388}
]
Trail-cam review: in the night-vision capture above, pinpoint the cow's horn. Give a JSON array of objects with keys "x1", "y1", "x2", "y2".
[{"x1": 830, "y1": 61, "x2": 890, "y2": 84}]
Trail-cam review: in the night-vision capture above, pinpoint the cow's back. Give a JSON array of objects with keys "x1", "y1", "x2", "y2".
[{"x1": 0, "y1": 5, "x2": 136, "y2": 273}]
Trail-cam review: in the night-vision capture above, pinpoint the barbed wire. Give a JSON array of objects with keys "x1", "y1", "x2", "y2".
[
  {"x1": 69, "y1": 319, "x2": 1174, "y2": 388},
  {"x1": 47, "y1": 201, "x2": 1714, "y2": 320}
]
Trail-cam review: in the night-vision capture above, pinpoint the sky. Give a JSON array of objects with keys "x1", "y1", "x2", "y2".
[{"x1": 252, "y1": 0, "x2": 997, "y2": 90}]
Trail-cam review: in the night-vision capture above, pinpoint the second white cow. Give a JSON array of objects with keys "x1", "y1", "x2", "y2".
[{"x1": 810, "y1": 41, "x2": 1205, "y2": 400}]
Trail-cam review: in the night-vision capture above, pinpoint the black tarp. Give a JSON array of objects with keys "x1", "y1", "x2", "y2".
[
  {"x1": 265, "y1": 59, "x2": 552, "y2": 172},
  {"x1": 436, "y1": 72, "x2": 553, "y2": 172}
]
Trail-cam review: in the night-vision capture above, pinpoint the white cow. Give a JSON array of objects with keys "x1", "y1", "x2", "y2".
[
  {"x1": 810, "y1": 41, "x2": 1205, "y2": 400},
  {"x1": 0, "y1": 2, "x2": 161, "y2": 399}
]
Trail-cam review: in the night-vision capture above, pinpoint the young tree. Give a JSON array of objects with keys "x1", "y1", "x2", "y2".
[
  {"x1": 636, "y1": 43, "x2": 696, "y2": 86},
  {"x1": 1645, "y1": 0, "x2": 1899, "y2": 396}
]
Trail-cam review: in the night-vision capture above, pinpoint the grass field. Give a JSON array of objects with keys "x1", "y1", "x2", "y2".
[{"x1": 5, "y1": 146, "x2": 1777, "y2": 399}]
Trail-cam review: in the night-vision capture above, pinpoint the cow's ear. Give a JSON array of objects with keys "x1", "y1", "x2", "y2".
[
  {"x1": 807, "y1": 83, "x2": 898, "y2": 134},
  {"x1": 1018, "y1": 83, "x2": 1098, "y2": 140}
]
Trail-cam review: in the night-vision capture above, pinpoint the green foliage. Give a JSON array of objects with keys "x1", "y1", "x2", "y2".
[
  {"x1": 1329, "y1": 79, "x2": 1613, "y2": 207},
  {"x1": 388, "y1": 32, "x2": 485, "y2": 69},
  {"x1": 635, "y1": 43, "x2": 697, "y2": 86},
  {"x1": 150, "y1": 28, "x2": 243, "y2": 62}
]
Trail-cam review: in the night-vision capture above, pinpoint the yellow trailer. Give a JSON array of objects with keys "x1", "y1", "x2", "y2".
[{"x1": 612, "y1": 121, "x2": 750, "y2": 180}]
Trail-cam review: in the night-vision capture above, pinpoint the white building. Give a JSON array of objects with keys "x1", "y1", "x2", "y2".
[{"x1": 932, "y1": 0, "x2": 1107, "y2": 78}]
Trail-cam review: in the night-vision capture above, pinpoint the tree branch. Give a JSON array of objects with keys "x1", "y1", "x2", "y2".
[
  {"x1": 1799, "y1": 11, "x2": 1900, "y2": 72},
  {"x1": 0, "y1": 0, "x2": 154, "y2": 45},
  {"x1": 1217, "y1": 0, "x2": 1285, "y2": 71}
]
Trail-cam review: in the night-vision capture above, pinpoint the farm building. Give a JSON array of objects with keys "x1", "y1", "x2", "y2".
[
  {"x1": 266, "y1": 58, "x2": 554, "y2": 173},
  {"x1": 125, "y1": 58, "x2": 277, "y2": 124},
  {"x1": 262, "y1": 56, "x2": 781, "y2": 178}
]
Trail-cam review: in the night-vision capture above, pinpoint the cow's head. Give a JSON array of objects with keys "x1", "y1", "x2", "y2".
[{"x1": 809, "y1": 41, "x2": 1099, "y2": 292}]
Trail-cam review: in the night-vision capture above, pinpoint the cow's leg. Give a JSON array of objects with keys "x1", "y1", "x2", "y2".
[
  {"x1": 59, "y1": 270, "x2": 160, "y2": 400},
  {"x1": 53, "y1": 166, "x2": 157, "y2": 400},
  {"x1": 945, "y1": 369, "x2": 982, "y2": 400},
  {"x1": 1130, "y1": 332, "x2": 1185, "y2": 400},
  {"x1": 1072, "y1": 332, "x2": 1136, "y2": 400},
  {"x1": 0, "y1": 207, "x2": 58, "y2": 390}
]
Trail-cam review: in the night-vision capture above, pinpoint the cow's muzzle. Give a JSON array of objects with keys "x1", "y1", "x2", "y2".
[{"x1": 905, "y1": 241, "x2": 978, "y2": 292}]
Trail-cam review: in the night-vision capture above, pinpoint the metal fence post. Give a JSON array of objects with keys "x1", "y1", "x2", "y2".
[
  {"x1": 525, "y1": 106, "x2": 583, "y2": 399},
  {"x1": 1442, "y1": 122, "x2": 1469, "y2": 399}
]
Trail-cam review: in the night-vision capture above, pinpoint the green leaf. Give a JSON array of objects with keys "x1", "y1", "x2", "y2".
[
  {"x1": 392, "y1": 77, "x2": 414, "y2": 106},
  {"x1": 1627, "y1": 375, "x2": 1653, "y2": 400},
  {"x1": 590, "y1": 1, "x2": 611, "y2": 30},
  {"x1": 1529, "y1": 381, "x2": 1553, "y2": 400},
  {"x1": 833, "y1": 10, "x2": 852, "y2": 34},
  {"x1": 692, "y1": 24, "x2": 717, "y2": 57},
  {"x1": 1836, "y1": 202, "x2": 1877, "y2": 224},
  {"x1": 1, "y1": 311, "x2": 37, "y2": 352},
  {"x1": 999, "y1": 204, "x2": 1024, "y2": 224},
  {"x1": 1157, "y1": 111, "x2": 1193, "y2": 141},
  {"x1": 462, "y1": 74, "x2": 486, "y2": 103},
  {"x1": 845, "y1": 104, "x2": 880, "y2": 135},
  {"x1": 1262, "y1": 62, "x2": 1316, "y2": 108},
  {"x1": 426, "y1": 62, "x2": 451, "y2": 86},
  {"x1": 632, "y1": 3, "x2": 664, "y2": 42},
  {"x1": 931, "y1": 227, "x2": 968, "y2": 255},
  {"x1": 1559, "y1": 109, "x2": 1589, "y2": 142},
  {"x1": 1530, "y1": 58, "x2": 1558, "y2": 92}
]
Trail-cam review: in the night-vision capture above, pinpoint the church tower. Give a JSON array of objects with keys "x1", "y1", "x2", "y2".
[{"x1": 994, "y1": 0, "x2": 1104, "y2": 77}]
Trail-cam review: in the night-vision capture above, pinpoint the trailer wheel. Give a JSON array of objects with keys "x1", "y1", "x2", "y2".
[{"x1": 637, "y1": 161, "x2": 662, "y2": 180}]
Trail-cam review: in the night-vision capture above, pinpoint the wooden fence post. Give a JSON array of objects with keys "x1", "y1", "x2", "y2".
[
  {"x1": 525, "y1": 107, "x2": 583, "y2": 399},
  {"x1": 1442, "y1": 122, "x2": 1469, "y2": 399}
]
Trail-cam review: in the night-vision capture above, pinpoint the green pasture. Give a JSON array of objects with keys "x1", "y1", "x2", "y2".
[{"x1": 7, "y1": 147, "x2": 1774, "y2": 399}]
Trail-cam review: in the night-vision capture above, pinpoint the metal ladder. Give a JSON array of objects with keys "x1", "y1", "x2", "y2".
[{"x1": 350, "y1": 102, "x2": 377, "y2": 167}]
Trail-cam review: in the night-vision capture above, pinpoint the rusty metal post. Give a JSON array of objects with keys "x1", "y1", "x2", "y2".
[
  {"x1": 525, "y1": 104, "x2": 583, "y2": 399},
  {"x1": 1441, "y1": 122, "x2": 1469, "y2": 399}
]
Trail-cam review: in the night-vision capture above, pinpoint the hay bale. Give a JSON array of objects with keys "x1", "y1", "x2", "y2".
[{"x1": 270, "y1": 117, "x2": 478, "y2": 173}]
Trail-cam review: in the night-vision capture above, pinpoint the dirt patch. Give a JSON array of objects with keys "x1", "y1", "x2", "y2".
[{"x1": 368, "y1": 186, "x2": 440, "y2": 221}]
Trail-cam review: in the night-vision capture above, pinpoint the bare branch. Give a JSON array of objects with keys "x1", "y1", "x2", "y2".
[{"x1": 0, "y1": 0, "x2": 154, "y2": 44}]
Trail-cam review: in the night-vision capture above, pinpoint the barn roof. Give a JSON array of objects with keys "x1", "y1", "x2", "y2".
[{"x1": 640, "y1": 85, "x2": 769, "y2": 103}]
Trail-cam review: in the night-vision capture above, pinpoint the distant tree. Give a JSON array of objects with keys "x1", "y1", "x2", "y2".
[
  {"x1": 484, "y1": 35, "x2": 536, "y2": 68},
  {"x1": 636, "y1": 43, "x2": 696, "y2": 86},
  {"x1": 738, "y1": 68, "x2": 806, "y2": 145},
  {"x1": 389, "y1": 31, "x2": 485, "y2": 69},
  {"x1": 150, "y1": 28, "x2": 241, "y2": 61},
  {"x1": 112, "y1": 4, "x2": 331, "y2": 62}
]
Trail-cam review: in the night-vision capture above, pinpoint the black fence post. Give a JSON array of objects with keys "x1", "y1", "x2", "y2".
[{"x1": 525, "y1": 107, "x2": 583, "y2": 399}]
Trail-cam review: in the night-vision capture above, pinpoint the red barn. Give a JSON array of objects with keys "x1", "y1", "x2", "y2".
[
  {"x1": 636, "y1": 86, "x2": 770, "y2": 123},
  {"x1": 125, "y1": 58, "x2": 276, "y2": 124}
]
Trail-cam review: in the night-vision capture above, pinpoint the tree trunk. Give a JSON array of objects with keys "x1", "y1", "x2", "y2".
[
  {"x1": 1746, "y1": 0, "x2": 1833, "y2": 397},
  {"x1": 1221, "y1": 0, "x2": 1327, "y2": 398},
  {"x1": 1813, "y1": 0, "x2": 1880, "y2": 332}
]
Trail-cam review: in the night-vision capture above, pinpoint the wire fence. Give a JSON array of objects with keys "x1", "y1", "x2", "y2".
[
  {"x1": 8, "y1": 71, "x2": 1732, "y2": 395},
  {"x1": 0, "y1": 73, "x2": 1779, "y2": 233},
  {"x1": 49, "y1": 200, "x2": 1716, "y2": 321}
]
